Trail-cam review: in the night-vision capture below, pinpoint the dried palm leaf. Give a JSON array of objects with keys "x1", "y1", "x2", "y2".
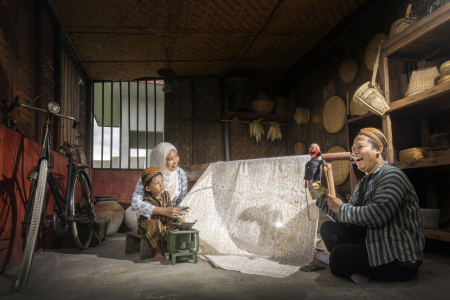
[
  {"x1": 249, "y1": 118, "x2": 264, "y2": 142},
  {"x1": 267, "y1": 122, "x2": 282, "y2": 142}
]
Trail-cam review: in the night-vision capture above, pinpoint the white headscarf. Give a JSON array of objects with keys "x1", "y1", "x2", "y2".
[{"x1": 150, "y1": 142, "x2": 178, "y2": 200}]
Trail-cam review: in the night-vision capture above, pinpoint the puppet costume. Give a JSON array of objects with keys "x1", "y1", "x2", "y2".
[{"x1": 304, "y1": 145, "x2": 328, "y2": 200}]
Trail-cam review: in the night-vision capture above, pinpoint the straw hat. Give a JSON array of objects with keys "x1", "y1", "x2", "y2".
[
  {"x1": 311, "y1": 107, "x2": 324, "y2": 130},
  {"x1": 339, "y1": 57, "x2": 358, "y2": 83},
  {"x1": 405, "y1": 66, "x2": 440, "y2": 97},
  {"x1": 323, "y1": 96, "x2": 346, "y2": 133},
  {"x1": 293, "y1": 107, "x2": 310, "y2": 125},
  {"x1": 365, "y1": 33, "x2": 387, "y2": 71},
  {"x1": 294, "y1": 142, "x2": 306, "y2": 155},
  {"x1": 327, "y1": 146, "x2": 349, "y2": 186}
]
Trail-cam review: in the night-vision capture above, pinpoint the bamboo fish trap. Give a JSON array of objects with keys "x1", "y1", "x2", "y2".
[{"x1": 353, "y1": 40, "x2": 391, "y2": 117}]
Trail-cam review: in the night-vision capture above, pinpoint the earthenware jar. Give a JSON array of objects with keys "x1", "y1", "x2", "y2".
[
  {"x1": 124, "y1": 206, "x2": 138, "y2": 232},
  {"x1": 94, "y1": 196, "x2": 124, "y2": 236}
]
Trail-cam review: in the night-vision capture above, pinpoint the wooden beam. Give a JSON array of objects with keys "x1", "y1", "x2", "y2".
[
  {"x1": 424, "y1": 229, "x2": 450, "y2": 242},
  {"x1": 391, "y1": 156, "x2": 450, "y2": 169}
]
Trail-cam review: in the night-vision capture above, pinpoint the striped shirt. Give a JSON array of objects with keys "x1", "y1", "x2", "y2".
[
  {"x1": 131, "y1": 167, "x2": 188, "y2": 218},
  {"x1": 316, "y1": 161, "x2": 425, "y2": 267}
]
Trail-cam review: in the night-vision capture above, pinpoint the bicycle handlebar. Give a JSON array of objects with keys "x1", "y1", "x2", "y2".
[{"x1": 8, "y1": 98, "x2": 79, "y2": 124}]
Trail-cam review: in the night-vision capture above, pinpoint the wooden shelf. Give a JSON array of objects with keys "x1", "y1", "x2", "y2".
[
  {"x1": 347, "y1": 112, "x2": 380, "y2": 124},
  {"x1": 391, "y1": 155, "x2": 450, "y2": 170},
  {"x1": 424, "y1": 228, "x2": 450, "y2": 242},
  {"x1": 389, "y1": 81, "x2": 450, "y2": 113},
  {"x1": 226, "y1": 111, "x2": 289, "y2": 121},
  {"x1": 382, "y1": 3, "x2": 450, "y2": 60}
]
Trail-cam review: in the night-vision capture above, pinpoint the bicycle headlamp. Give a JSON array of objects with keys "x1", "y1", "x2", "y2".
[{"x1": 48, "y1": 102, "x2": 60, "y2": 114}]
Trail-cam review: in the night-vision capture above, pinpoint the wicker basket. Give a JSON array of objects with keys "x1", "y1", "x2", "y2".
[
  {"x1": 323, "y1": 96, "x2": 346, "y2": 133},
  {"x1": 438, "y1": 75, "x2": 450, "y2": 85},
  {"x1": 405, "y1": 66, "x2": 440, "y2": 97},
  {"x1": 399, "y1": 147, "x2": 430, "y2": 162},
  {"x1": 389, "y1": 4, "x2": 415, "y2": 39},
  {"x1": 293, "y1": 107, "x2": 310, "y2": 125},
  {"x1": 275, "y1": 96, "x2": 288, "y2": 106},
  {"x1": 327, "y1": 146, "x2": 349, "y2": 185},
  {"x1": 252, "y1": 100, "x2": 275, "y2": 114},
  {"x1": 339, "y1": 57, "x2": 358, "y2": 83},
  {"x1": 440, "y1": 60, "x2": 450, "y2": 76},
  {"x1": 353, "y1": 40, "x2": 391, "y2": 117},
  {"x1": 275, "y1": 104, "x2": 289, "y2": 114}
]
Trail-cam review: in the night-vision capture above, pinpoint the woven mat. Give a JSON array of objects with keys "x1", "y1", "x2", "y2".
[
  {"x1": 323, "y1": 96, "x2": 346, "y2": 133},
  {"x1": 327, "y1": 146, "x2": 349, "y2": 185}
]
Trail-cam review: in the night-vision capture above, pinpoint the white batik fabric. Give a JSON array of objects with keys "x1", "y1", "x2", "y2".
[{"x1": 183, "y1": 156, "x2": 318, "y2": 278}]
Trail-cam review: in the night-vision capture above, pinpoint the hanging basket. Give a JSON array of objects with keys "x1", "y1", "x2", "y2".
[{"x1": 353, "y1": 40, "x2": 391, "y2": 117}]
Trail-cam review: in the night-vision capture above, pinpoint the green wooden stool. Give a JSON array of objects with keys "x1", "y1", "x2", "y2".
[{"x1": 167, "y1": 229, "x2": 199, "y2": 265}]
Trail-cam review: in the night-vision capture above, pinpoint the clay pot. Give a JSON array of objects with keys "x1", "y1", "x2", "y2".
[
  {"x1": 124, "y1": 206, "x2": 138, "y2": 232},
  {"x1": 94, "y1": 196, "x2": 124, "y2": 236}
]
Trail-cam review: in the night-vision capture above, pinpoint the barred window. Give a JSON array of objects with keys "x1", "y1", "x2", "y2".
[{"x1": 92, "y1": 80, "x2": 164, "y2": 169}]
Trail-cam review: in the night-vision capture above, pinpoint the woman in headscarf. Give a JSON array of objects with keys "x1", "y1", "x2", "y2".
[{"x1": 131, "y1": 142, "x2": 188, "y2": 220}]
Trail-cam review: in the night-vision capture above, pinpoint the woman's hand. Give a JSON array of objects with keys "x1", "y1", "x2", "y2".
[{"x1": 153, "y1": 206, "x2": 182, "y2": 218}]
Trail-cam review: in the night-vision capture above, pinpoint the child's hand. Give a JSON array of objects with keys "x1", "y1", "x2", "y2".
[{"x1": 164, "y1": 207, "x2": 182, "y2": 218}]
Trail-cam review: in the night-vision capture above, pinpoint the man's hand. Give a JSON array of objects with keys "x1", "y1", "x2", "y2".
[
  {"x1": 164, "y1": 207, "x2": 182, "y2": 218},
  {"x1": 326, "y1": 194, "x2": 343, "y2": 213}
]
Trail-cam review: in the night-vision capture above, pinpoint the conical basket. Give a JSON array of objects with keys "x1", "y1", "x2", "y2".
[
  {"x1": 353, "y1": 40, "x2": 391, "y2": 117},
  {"x1": 405, "y1": 66, "x2": 440, "y2": 97}
]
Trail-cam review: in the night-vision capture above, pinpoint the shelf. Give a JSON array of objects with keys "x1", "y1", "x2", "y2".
[
  {"x1": 382, "y1": 3, "x2": 450, "y2": 60},
  {"x1": 346, "y1": 112, "x2": 380, "y2": 125},
  {"x1": 391, "y1": 155, "x2": 450, "y2": 170},
  {"x1": 424, "y1": 228, "x2": 450, "y2": 242},
  {"x1": 389, "y1": 81, "x2": 450, "y2": 113},
  {"x1": 226, "y1": 111, "x2": 289, "y2": 121}
]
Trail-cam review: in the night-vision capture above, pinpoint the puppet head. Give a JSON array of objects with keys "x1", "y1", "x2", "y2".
[{"x1": 309, "y1": 144, "x2": 321, "y2": 158}]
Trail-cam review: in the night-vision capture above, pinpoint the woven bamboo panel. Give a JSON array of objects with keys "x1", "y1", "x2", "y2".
[
  {"x1": 230, "y1": 125, "x2": 285, "y2": 161},
  {"x1": 164, "y1": 78, "x2": 193, "y2": 119},
  {"x1": 327, "y1": 146, "x2": 349, "y2": 186},
  {"x1": 323, "y1": 96, "x2": 346, "y2": 134},
  {"x1": 192, "y1": 77, "x2": 221, "y2": 121},
  {"x1": 164, "y1": 120, "x2": 193, "y2": 169},
  {"x1": 193, "y1": 122, "x2": 222, "y2": 165}
]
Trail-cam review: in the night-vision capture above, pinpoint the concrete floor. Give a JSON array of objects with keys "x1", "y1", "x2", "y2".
[{"x1": 1, "y1": 234, "x2": 450, "y2": 300}]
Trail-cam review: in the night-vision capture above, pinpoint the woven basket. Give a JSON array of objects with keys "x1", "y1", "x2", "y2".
[
  {"x1": 323, "y1": 96, "x2": 346, "y2": 133},
  {"x1": 399, "y1": 147, "x2": 430, "y2": 162},
  {"x1": 405, "y1": 66, "x2": 440, "y2": 97},
  {"x1": 294, "y1": 141, "x2": 306, "y2": 155},
  {"x1": 438, "y1": 75, "x2": 450, "y2": 85},
  {"x1": 252, "y1": 100, "x2": 275, "y2": 113},
  {"x1": 339, "y1": 57, "x2": 358, "y2": 83},
  {"x1": 327, "y1": 146, "x2": 349, "y2": 186},
  {"x1": 293, "y1": 107, "x2": 310, "y2": 124},
  {"x1": 440, "y1": 60, "x2": 450, "y2": 76},
  {"x1": 275, "y1": 104, "x2": 289, "y2": 114},
  {"x1": 389, "y1": 4, "x2": 414, "y2": 39},
  {"x1": 354, "y1": 40, "x2": 391, "y2": 117},
  {"x1": 365, "y1": 33, "x2": 388, "y2": 71}
]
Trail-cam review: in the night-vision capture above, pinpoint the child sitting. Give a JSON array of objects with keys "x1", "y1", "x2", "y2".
[{"x1": 138, "y1": 167, "x2": 183, "y2": 261}]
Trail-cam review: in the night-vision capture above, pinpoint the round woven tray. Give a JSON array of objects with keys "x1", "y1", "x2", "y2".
[
  {"x1": 323, "y1": 96, "x2": 346, "y2": 133},
  {"x1": 294, "y1": 141, "x2": 306, "y2": 155},
  {"x1": 327, "y1": 146, "x2": 349, "y2": 186},
  {"x1": 365, "y1": 33, "x2": 388, "y2": 71},
  {"x1": 293, "y1": 107, "x2": 310, "y2": 125},
  {"x1": 312, "y1": 107, "x2": 324, "y2": 130},
  {"x1": 339, "y1": 57, "x2": 358, "y2": 83}
]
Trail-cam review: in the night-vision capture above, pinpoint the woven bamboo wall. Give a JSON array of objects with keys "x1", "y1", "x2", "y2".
[{"x1": 164, "y1": 77, "x2": 222, "y2": 169}]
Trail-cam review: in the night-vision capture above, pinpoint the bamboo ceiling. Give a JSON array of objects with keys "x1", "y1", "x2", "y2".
[{"x1": 49, "y1": 0, "x2": 364, "y2": 81}]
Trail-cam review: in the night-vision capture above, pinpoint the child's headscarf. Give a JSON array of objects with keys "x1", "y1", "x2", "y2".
[{"x1": 141, "y1": 167, "x2": 162, "y2": 187}]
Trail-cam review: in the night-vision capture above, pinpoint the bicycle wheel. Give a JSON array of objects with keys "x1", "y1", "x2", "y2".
[
  {"x1": 15, "y1": 159, "x2": 48, "y2": 291},
  {"x1": 70, "y1": 171, "x2": 93, "y2": 249}
]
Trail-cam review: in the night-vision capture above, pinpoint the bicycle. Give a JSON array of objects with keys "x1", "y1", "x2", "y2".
[{"x1": 6, "y1": 97, "x2": 95, "y2": 291}]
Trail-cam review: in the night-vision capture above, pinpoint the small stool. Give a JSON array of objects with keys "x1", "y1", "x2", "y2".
[
  {"x1": 125, "y1": 231, "x2": 153, "y2": 259},
  {"x1": 167, "y1": 229, "x2": 199, "y2": 265}
]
